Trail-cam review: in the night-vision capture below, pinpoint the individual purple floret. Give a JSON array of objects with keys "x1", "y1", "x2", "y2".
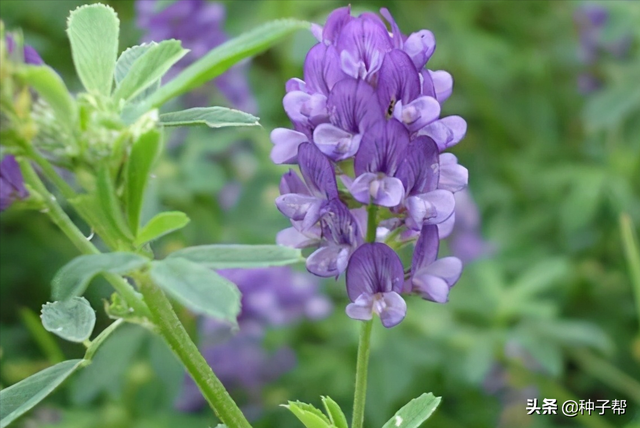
[
  {"x1": 0, "y1": 155, "x2": 29, "y2": 211},
  {"x1": 273, "y1": 6, "x2": 469, "y2": 327},
  {"x1": 346, "y1": 243, "x2": 407, "y2": 328},
  {"x1": 5, "y1": 34, "x2": 44, "y2": 65},
  {"x1": 175, "y1": 266, "x2": 331, "y2": 413},
  {"x1": 136, "y1": 0, "x2": 256, "y2": 112}
]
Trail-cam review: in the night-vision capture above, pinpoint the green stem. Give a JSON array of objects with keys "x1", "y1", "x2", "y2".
[
  {"x1": 18, "y1": 158, "x2": 151, "y2": 318},
  {"x1": 135, "y1": 273, "x2": 252, "y2": 428},
  {"x1": 24, "y1": 146, "x2": 77, "y2": 201},
  {"x1": 571, "y1": 349, "x2": 640, "y2": 405},
  {"x1": 620, "y1": 213, "x2": 640, "y2": 332},
  {"x1": 352, "y1": 319, "x2": 373, "y2": 428},
  {"x1": 352, "y1": 203, "x2": 379, "y2": 428}
]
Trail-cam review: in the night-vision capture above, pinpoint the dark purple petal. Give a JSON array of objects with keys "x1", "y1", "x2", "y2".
[
  {"x1": 320, "y1": 198, "x2": 362, "y2": 248},
  {"x1": 279, "y1": 169, "x2": 308, "y2": 195},
  {"x1": 396, "y1": 136, "x2": 440, "y2": 196},
  {"x1": 438, "y1": 153, "x2": 468, "y2": 192},
  {"x1": 355, "y1": 119, "x2": 410, "y2": 176},
  {"x1": 418, "y1": 116, "x2": 467, "y2": 152},
  {"x1": 304, "y1": 44, "x2": 346, "y2": 95},
  {"x1": 411, "y1": 224, "x2": 439, "y2": 274},
  {"x1": 380, "y1": 8, "x2": 404, "y2": 49},
  {"x1": 327, "y1": 78, "x2": 383, "y2": 134},
  {"x1": 297, "y1": 142, "x2": 338, "y2": 200},
  {"x1": 403, "y1": 30, "x2": 436, "y2": 70},
  {"x1": 420, "y1": 69, "x2": 436, "y2": 98},
  {"x1": 377, "y1": 49, "x2": 421, "y2": 114},
  {"x1": 336, "y1": 15, "x2": 392, "y2": 79},
  {"x1": 322, "y1": 6, "x2": 353, "y2": 45},
  {"x1": 270, "y1": 128, "x2": 308, "y2": 164},
  {"x1": 5, "y1": 35, "x2": 43, "y2": 65},
  {"x1": 345, "y1": 243, "x2": 404, "y2": 301},
  {"x1": 0, "y1": 155, "x2": 28, "y2": 211}
]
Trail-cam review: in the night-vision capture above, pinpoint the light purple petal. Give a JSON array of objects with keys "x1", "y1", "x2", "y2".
[
  {"x1": 276, "y1": 226, "x2": 320, "y2": 249},
  {"x1": 438, "y1": 153, "x2": 468, "y2": 192},
  {"x1": 345, "y1": 294, "x2": 374, "y2": 321},
  {"x1": 418, "y1": 116, "x2": 467, "y2": 152},
  {"x1": 426, "y1": 256, "x2": 463, "y2": 286},
  {"x1": 336, "y1": 15, "x2": 392, "y2": 80},
  {"x1": 306, "y1": 245, "x2": 351, "y2": 277},
  {"x1": 420, "y1": 69, "x2": 436, "y2": 98},
  {"x1": 394, "y1": 96, "x2": 441, "y2": 133},
  {"x1": 411, "y1": 273, "x2": 450, "y2": 303},
  {"x1": 313, "y1": 123, "x2": 361, "y2": 161},
  {"x1": 403, "y1": 30, "x2": 435, "y2": 70},
  {"x1": 275, "y1": 193, "x2": 318, "y2": 221},
  {"x1": 297, "y1": 142, "x2": 339, "y2": 199},
  {"x1": 270, "y1": 128, "x2": 308, "y2": 164},
  {"x1": 437, "y1": 212, "x2": 456, "y2": 239},
  {"x1": 345, "y1": 243, "x2": 404, "y2": 301},
  {"x1": 283, "y1": 91, "x2": 312, "y2": 124},
  {"x1": 406, "y1": 189, "x2": 455, "y2": 229},
  {"x1": 429, "y1": 70, "x2": 453, "y2": 103},
  {"x1": 411, "y1": 224, "x2": 439, "y2": 273},
  {"x1": 286, "y1": 78, "x2": 307, "y2": 93},
  {"x1": 377, "y1": 291, "x2": 407, "y2": 328},
  {"x1": 373, "y1": 176, "x2": 405, "y2": 207},
  {"x1": 348, "y1": 172, "x2": 377, "y2": 205}
]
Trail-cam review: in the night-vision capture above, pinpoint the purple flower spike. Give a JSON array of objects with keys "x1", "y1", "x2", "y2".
[
  {"x1": 410, "y1": 225, "x2": 462, "y2": 303},
  {"x1": 306, "y1": 199, "x2": 361, "y2": 278},
  {"x1": 345, "y1": 243, "x2": 407, "y2": 328},
  {"x1": 0, "y1": 155, "x2": 29, "y2": 211}
]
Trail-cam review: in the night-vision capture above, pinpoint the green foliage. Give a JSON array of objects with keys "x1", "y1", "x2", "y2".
[
  {"x1": 18, "y1": 65, "x2": 76, "y2": 133},
  {"x1": 167, "y1": 244, "x2": 304, "y2": 268},
  {"x1": 134, "y1": 211, "x2": 191, "y2": 247},
  {"x1": 159, "y1": 107, "x2": 260, "y2": 128},
  {"x1": 381, "y1": 393, "x2": 441, "y2": 428},
  {"x1": 0, "y1": 359, "x2": 85, "y2": 428},
  {"x1": 144, "y1": 18, "x2": 310, "y2": 108},
  {"x1": 112, "y1": 40, "x2": 188, "y2": 104},
  {"x1": 51, "y1": 253, "x2": 149, "y2": 300},
  {"x1": 124, "y1": 128, "x2": 163, "y2": 236},
  {"x1": 321, "y1": 396, "x2": 348, "y2": 428},
  {"x1": 283, "y1": 401, "x2": 333, "y2": 428},
  {"x1": 66, "y1": 4, "x2": 119, "y2": 96},
  {"x1": 149, "y1": 258, "x2": 241, "y2": 324},
  {"x1": 40, "y1": 296, "x2": 96, "y2": 343}
]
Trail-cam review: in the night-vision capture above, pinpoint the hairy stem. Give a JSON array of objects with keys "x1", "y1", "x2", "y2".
[
  {"x1": 18, "y1": 158, "x2": 150, "y2": 318},
  {"x1": 136, "y1": 273, "x2": 252, "y2": 428}
]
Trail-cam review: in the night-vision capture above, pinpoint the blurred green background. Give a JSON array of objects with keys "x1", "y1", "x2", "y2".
[{"x1": 1, "y1": 1, "x2": 639, "y2": 427}]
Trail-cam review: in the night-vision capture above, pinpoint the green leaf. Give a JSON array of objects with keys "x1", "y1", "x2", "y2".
[
  {"x1": 0, "y1": 359, "x2": 85, "y2": 428},
  {"x1": 283, "y1": 401, "x2": 333, "y2": 428},
  {"x1": 66, "y1": 4, "x2": 119, "y2": 96},
  {"x1": 145, "y1": 19, "x2": 309, "y2": 108},
  {"x1": 96, "y1": 165, "x2": 134, "y2": 242},
  {"x1": 52, "y1": 253, "x2": 149, "y2": 301},
  {"x1": 19, "y1": 65, "x2": 76, "y2": 132},
  {"x1": 134, "y1": 211, "x2": 190, "y2": 247},
  {"x1": 159, "y1": 107, "x2": 259, "y2": 128},
  {"x1": 124, "y1": 128, "x2": 162, "y2": 235},
  {"x1": 149, "y1": 258, "x2": 241, "y2": 325},
  {"x1": 321, "y1": 396, "x2": 348, "y2": 428},
  {"x1": 168, "y1": 244, "x2": 304, "y2": 268},
  {"x1": 381, "y1": 393, "x2": 442, "y2": 428},
  {"x1": 583, "y1": 83, "x2": 640, "y2": 131},
  {"x1": 114, "y1": 43, "x2": 158, "y2": 103},
  {"x1": 113, "y1": 40, "x2": 187, "y2": 103},
  {"x1": 41, "y1": 297, "x2": 96, "y2": 343}
]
